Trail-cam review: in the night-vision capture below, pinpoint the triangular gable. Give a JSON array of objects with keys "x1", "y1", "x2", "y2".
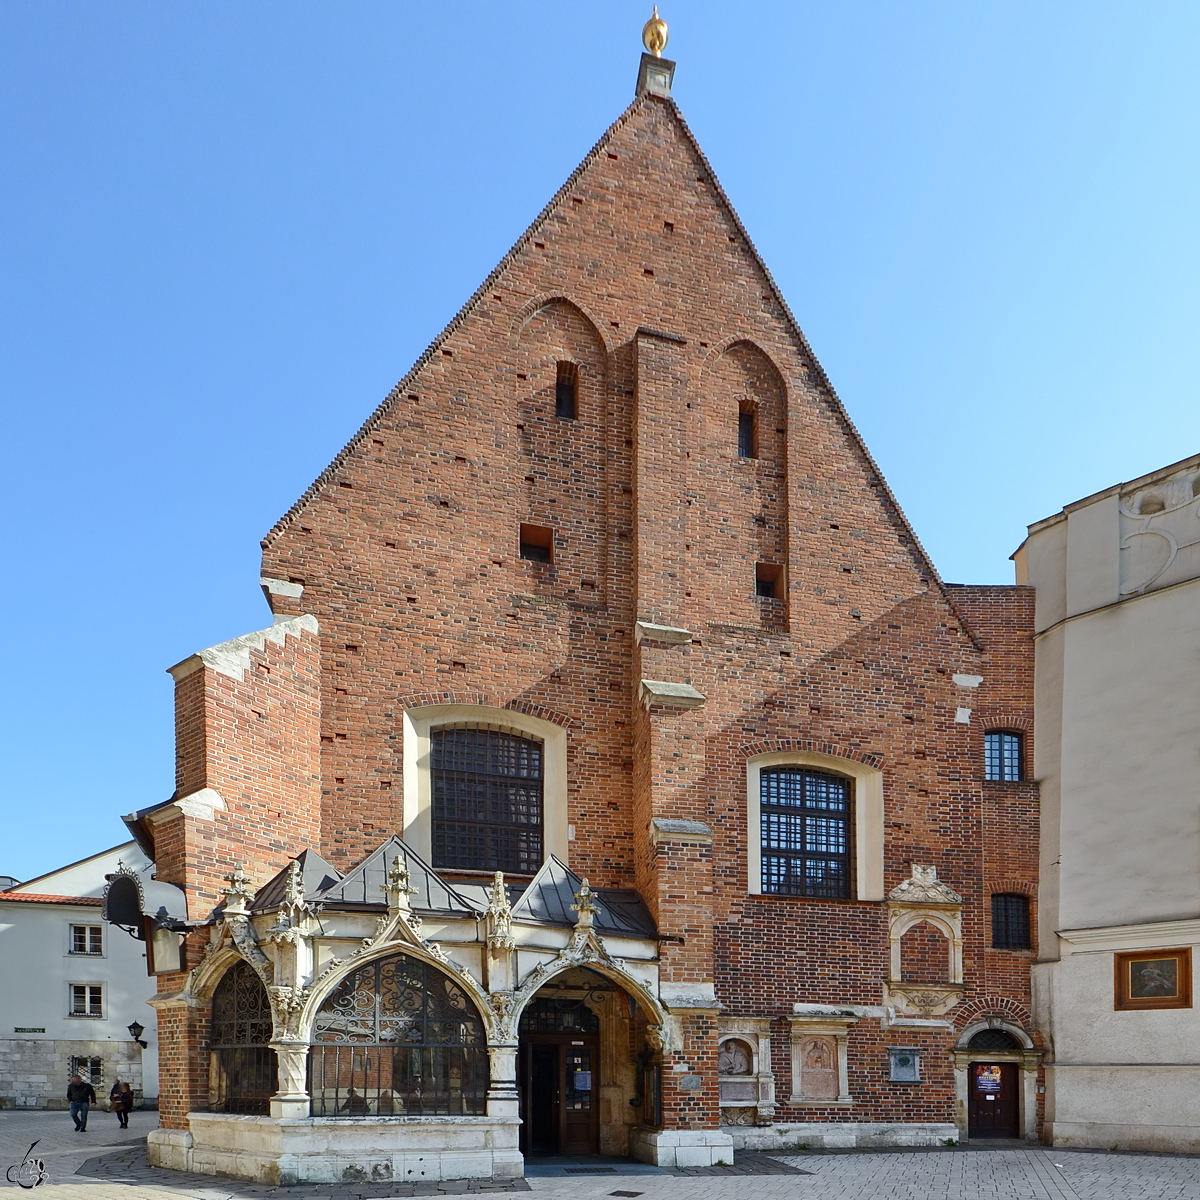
[
  {"x1": 251, "y1": 848, "x2": 343, "y2": 912},
  {"x1": 259, "y1": 89, "x2": 975, "y2": 641},
  {"x1": 9, "y1": 840, "x2": 148, "y2": 899},
  {"x1": 512, "y1": 856, "x2": 654, "y2": 937},
  {"x1": 315, "y1": 836, "x2": 480, "y2": 916}
]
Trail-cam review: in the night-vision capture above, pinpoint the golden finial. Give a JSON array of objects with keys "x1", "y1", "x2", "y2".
[{"x1": 642, "y1": 6, "x2": 668, "y2": 58}]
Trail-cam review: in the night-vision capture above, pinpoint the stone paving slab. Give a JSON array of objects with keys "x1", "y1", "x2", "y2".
[{"x1": 12, "y1": 1113, "x2": 1200, "y2": 1199}]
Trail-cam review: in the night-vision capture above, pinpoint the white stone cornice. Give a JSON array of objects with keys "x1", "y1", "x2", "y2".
[
  {"x1": 635, "y1": 621, "x2": 693, "y2": 645},
  {"x1": 1057, "y1": 917, "x2": 1200, "y2": 953},
  {"x1": 167, "y1": 614, "x2": 318, "y2": 682},
  {"x1": 640, "y1": 679, "x2": 706, "y2": 709}
]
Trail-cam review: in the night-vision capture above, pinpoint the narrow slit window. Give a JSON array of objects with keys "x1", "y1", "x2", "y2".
[
  {"x1": 991, "y1": 893, "x2": 1031, "y2": 950},
  {"x1": 738, "y1": 404, "x2": 757, "y2": 458},
  {"x1": 555, "y1": 362, "x2": 578, "y2": 420},
  {"x1": 984, "y1": 731, "x2": 1023, "y2": 781},
  {"x1": 756, "y1": 562, "x2": 784, "y2": 599},
  {"x1": 519, "y1": 523, "x2": 554, "y2": 564}
]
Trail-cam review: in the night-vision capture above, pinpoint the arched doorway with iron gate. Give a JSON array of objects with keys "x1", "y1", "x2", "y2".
[{"x1": 208, "y1": 959, "x2": 276, "y2": 1114}]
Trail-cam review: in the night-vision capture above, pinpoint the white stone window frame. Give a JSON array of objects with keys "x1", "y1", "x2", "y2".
[
  {"x1": 402, "y1": 704, "x2": 569, "y2": 867},
  {"x1": 67, "y1": 922, "x2": 104, "y2": 957},
  {"x1": 67, "y1": 982, "x2": 105, "y2": 1019},
  {"x1": 788, "y1": 1011, "x2": 857, "y2": 1105},
  {"x1": 746, "y1": 751, "x2": 884, "y2": 901},
  {"x1": 717, "y1": 1019, "x2": 776, "y2": 1117}
]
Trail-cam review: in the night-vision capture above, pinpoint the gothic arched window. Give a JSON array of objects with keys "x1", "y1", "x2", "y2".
[
  {"x1": 208, "y1": 959, "x2": 276, "y2": 1114},
  {"x1": 310, "y1": 951, "x2": 488, "y2": 1117},
  {"x1": 431, "y1": 726, "x2": 544, "y2": 875}
]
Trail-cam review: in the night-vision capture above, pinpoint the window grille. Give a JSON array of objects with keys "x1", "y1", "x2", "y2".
[
  {"x1": 738, "y1": 406, "x2": 756, "y2": 458},
  {"x1": 432, "y1": 726, "x2": 544, "y2": 874},
  {"x1": 69, "y1": 1056, "x2": 103, "y2": 1086},
  {"x1": 761, "y1": 768, "x2": 852, "y2": 898},
  {"x1": 310, "y1": 951, "x2": 488, "y2": 1117},
  {"x1": 991, "y1": 893, "x2": 1031, "y2": 950},
  {"x1": 69, "y1": 984, "x2": 103, "y2": 1017},
  {"x1": 70, "y1": 925, "x2": 103, "y2": 955},
  {"x1": 208, "y1": 960, "x2": 276, "y2": 1115},
  {"x1": 555, "y1": 362, "x2": 578, "y2": 420},
  {"x1": 984, "y1": 731, "x2": 1023, "y2": 781},
  {"x1": 968, "y1": 1028, "x2": 1021, "y2": 1050},
  {"x1": 518, "y1": 996, "x2": 601, "y2": 1035}
]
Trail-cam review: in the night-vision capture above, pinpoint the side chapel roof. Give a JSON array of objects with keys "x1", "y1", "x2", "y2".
[
  {"x1": 253, "y1": 838, "x2": 657, "y2": 937},
  {"x1": 305, "y1": 836, "x2": 481, "y2": 917}
]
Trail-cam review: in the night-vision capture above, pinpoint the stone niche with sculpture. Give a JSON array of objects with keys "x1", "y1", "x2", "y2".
[
  {"x1": 716, "y1": 1018, "x2": 775, "y2": 1126},
  {"x1": 884, "y1": 865, "x2": 964, "y2": 1018}
]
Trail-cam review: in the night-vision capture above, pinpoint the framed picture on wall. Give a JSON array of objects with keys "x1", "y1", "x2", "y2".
[{"x1": 1114, "y1": 947, "x2": 1192, "y2": 1010}]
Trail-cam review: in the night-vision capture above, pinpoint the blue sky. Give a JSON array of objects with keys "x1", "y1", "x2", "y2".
[{"x1": 3, "y1": 2, "x2": 1198, "y2": 880}]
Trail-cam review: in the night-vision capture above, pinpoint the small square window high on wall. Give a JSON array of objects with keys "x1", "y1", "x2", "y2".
[
  {"x1": 991, "y1": 893, "x2": 1031, "y2": 950},
  {"x1": 984, "y1": 731, "x2": 1023, "y2": 781},
  {"x1": 519, "y1": 524, "x2": 554, "y2": 564}
]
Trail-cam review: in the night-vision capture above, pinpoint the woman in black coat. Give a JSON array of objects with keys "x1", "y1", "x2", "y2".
[{"x1": 109, "y1": 1079, "x2": 134, "y2": 1128}]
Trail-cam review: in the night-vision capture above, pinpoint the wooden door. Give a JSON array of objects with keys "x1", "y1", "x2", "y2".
[
  {"x1": 519, "y1": 1035, "x2": 599, "y2": 1156},
  {"x1": 968, "y1": 1061, "x2": 1020, "y2": 1139}
]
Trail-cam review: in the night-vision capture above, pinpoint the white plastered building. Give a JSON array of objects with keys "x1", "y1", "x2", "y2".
[
  {"x1": 1017, "y1": 451, "x2": 1200, "y2": 1151},
  {"x1": 0, "y1": 841, "x2": 177, "y2": 1109}
]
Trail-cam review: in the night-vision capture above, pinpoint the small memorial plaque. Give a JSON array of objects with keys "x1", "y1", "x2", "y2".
[
  {"x1": 888, "y1": 1048, "x2": 921, "y2": 1083},
  {"x1": 14, "y1": 1028, "x2": 45, "y2": 1034}
]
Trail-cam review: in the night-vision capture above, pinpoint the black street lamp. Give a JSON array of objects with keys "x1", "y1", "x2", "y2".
[{"x1": 127, "y1": 1021, "x2": 148, "y2": 1049}]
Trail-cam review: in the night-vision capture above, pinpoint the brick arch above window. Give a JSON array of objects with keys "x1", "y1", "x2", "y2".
[
  {"x1": 393, "y1": 692, "x2": 579, "y2": 732},
  {"x1": 739, "y1": 738, "x2": 885, "y2": 770},
  {"x1": 510, "y1": 294, "x2": 613, "y2": 358},
  {"x1": 952, "y1": 995, "x2": 1034, "y2": 1036},
  {"x1": 987, "y1": 878, "x2": 1037, "y2": 898}
]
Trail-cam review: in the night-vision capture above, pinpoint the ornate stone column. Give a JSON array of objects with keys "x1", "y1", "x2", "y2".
[
  {"x1": 270, "y1": 1041, "x2": 311, "y2": 1119},
  {"x1": 486, "y1": 1042, "x2": 520, "y2": 1119}
]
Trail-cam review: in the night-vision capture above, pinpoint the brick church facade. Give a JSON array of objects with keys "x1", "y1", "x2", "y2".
[{"x1": 129, "y1": 39, "x2": 1040, "y2": 1184}]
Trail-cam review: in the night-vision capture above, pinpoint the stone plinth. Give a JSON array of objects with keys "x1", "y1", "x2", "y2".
[
  {"x1": 148, "y1": 1113, "x2": 523, "y2": 1185},
  {"x1": 630, "y1": 1127, "x2": 735, "y2": 1168}
]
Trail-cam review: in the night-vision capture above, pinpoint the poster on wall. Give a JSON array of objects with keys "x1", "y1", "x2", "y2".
[{"x1": 974, "y1": 1064, "x2": 1003, "y2": 1094}]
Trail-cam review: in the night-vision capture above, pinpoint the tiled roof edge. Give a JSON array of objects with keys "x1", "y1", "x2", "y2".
[
  {"x1": 0, "y1": 893, "x2": 105, "y2": 906},
  {"x1": 261, "y1": 94, "x2": 651, "y2": 550}
]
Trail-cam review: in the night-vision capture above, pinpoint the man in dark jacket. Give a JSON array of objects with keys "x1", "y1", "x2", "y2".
[{"x1": 66, "y1": 1075, "x2": 96, "y2": 1131}]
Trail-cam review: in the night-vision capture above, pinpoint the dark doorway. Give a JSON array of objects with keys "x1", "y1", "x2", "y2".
[
  {"x1": 518, "y1": 997, "x2": 600, "y2": 1157},
  {"x1": 968, "y1": 1061, "x2": 1020, "y2": 1139}
]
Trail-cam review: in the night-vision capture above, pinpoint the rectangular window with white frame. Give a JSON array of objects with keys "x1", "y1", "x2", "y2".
[
  {"x1": 69, "y1": 924, "x2": 104, "y2": 956},
  {"x1": 69, "y1": 984, "x2": 104, "y2": 1018},
  {"x1": 746, "y1": 751, "x2": 885, "y2": 902}
]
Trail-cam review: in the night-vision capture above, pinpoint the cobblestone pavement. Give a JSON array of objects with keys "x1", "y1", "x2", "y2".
[{"x1": 9, "y1": 1114, "x2": 1200, "y2": 1199}]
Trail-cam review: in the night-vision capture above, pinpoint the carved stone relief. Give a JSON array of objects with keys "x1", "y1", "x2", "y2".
[{"x1": 1120, "y1": 468, "x2": 1200, "y2": 596}]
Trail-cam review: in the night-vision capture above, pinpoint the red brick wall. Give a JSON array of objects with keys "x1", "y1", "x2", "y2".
[
  {"x1": 154, "y1": 620, "x2": 323, "y2": 917},
  {"x1": 214, "y1": 92, "x2": 1040, "y2": 1131}
]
